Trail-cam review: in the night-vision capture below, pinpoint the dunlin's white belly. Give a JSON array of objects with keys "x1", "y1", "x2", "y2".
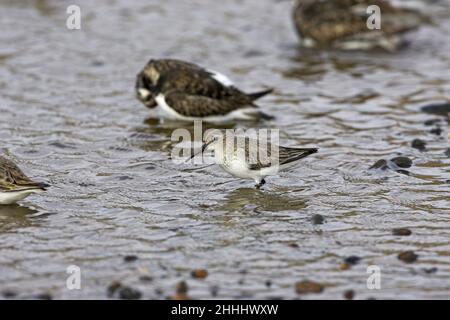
[{"x1": 0, "y1": 189, "x2": 43, "y2": 205}]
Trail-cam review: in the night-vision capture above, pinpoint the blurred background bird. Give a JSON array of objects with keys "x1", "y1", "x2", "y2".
[{"x1": 293, "y1": 0, "x2": 429, "y2": 51}]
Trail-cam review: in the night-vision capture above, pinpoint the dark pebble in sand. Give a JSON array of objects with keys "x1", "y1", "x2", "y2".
[
  {"x1": 398, "y1": 251, "x2": 418, "y2": 263},
  {"x1": 424, "y1": 119, "x2": 441, "y2": 126},
  {"x1": 295, "y1": 280, "x2": 324, "y2": 294},
  {"x1": 343, "y1": 290, "x2": 355, "y2": 300},
  {"x1": 369, "y1": 159, "x2": 388, "y2": 170},
  {"x1": 210, "y1": 285, "x2": 219, "y2": 297},
  {"x1": 191, "y1": 269, "x2": 208, "y2": 279},
  {"x1": 176, "y1": 281, "x2": 188, "y2": 294},
  {"x1": 118, "y1": 176, "x2": 133, "y2": 181},
  {"x1": 287, "y1": 242, "x2": 299, "y2": 248},
  {"x1": 118, "y1": 287, "x2": 142, "y2": 300},
  {"x1": 36, "y1": 293, "x2": 52, "y2": 300},
  {"x1": 429, "y1": 127, "x2": 442, "y2": 136},
  {"x1": 390, "y1": 157, "x2": 412, "y2": 169},
  {"x1": 421, "y1": 103, "x2": 450, "y2": 116},
  {"x1": 445, "y1": 148, "x2": 450, "y2": 158},
  {"x1": 139, "y1": 275, "x2": 153, "y2": 282},
  {"x1": 2, "y1": 290, "x2": 17, "y2": 298},
  {"x1": 107, "y1": 281, "x2": 122, "y2": 298},
  {"x1": 265, "y1": 280, "x2": 272, "y2": 288},
  {"x1": 411, "y1": 139, "x2": 426, "y2": 151},
  {"x1": 311, "y1": 214, "x2": 325, "y2": 225},
  {"x1": 393, "y1": 228, "x2": 412, "y2": 236},
  {"x1": 123, "y1": 255, "x2": 138, "y2": 262},
  {"x1": 423, "y1": 267, "x2": 438, "y2": 274},
  {"x1": 344, "y1": 256, "x2": 361, "y2": 266}
]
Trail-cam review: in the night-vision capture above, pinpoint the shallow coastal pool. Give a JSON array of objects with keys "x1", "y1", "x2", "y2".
[{"x1": 0, "y1": 0, "x2": 449, "y2": 299}]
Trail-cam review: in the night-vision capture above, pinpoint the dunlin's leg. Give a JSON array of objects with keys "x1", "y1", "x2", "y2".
[{"x1": 255, "y1": 179, "x2": 266, "y2": 189}]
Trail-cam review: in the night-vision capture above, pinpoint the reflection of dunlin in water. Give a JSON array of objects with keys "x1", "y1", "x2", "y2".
[{"x1": 217, "y1": 187, "x2": 307, "y2": 214}]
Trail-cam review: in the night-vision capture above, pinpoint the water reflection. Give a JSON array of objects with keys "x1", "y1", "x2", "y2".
[{"x1": 0, "y1": 204, "x2": 39, "y2": 232}]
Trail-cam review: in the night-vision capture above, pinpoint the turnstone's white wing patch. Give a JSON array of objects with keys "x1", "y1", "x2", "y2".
[{"x1": 207, "y1": 69, "x2": 235, "y2": 87}]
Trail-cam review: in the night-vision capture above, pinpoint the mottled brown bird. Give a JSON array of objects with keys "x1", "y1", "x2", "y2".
[
  {"x1": 293, "y1": 0, "x2": 427, "y2": 51},
  {"x1": 136, "y1": 59, "x2": 273, "y2": 122},
  {"x1": 0, "y1": 156, "x2": 49, "y2": 205}
]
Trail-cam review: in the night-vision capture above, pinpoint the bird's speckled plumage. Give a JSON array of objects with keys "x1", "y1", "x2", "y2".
[
  {"x1": 293, "y1": 0, "x2": 427, "y2": 51},
  {"x1": 136, "y1": 59, "x2": 273, "y2": 121},
  {"x1": 0, "y1": 156, "x2": 49, "y2": 205}
]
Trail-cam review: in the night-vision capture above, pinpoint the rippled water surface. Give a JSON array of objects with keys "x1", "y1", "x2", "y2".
[{"x1": 1, "y1": 0, "x2": 450, "y2": 299}]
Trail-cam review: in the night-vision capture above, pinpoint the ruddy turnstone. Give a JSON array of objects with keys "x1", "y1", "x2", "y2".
[
  {"x1": 293, "y1": 0, "x2": 427, "y2": 51},
  {"x1": 136, "y1": 59, "x2": 273, "y2": 122},
  {"x1": 0, "y1": 156, "x2": 49, "y2": 205},
  {"x1": 188, "y1": 130, "x2": 318, "y2": 188}
]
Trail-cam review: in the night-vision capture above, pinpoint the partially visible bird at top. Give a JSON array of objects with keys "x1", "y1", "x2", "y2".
[
  {"x1": 293, "y1": 0, "x2": 429, "y2": 51},
  {"x1": 135, "y1": 59, "x2": 274, "y2": 122}
]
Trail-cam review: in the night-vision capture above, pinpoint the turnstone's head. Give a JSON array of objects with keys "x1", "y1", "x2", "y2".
[{"x1": 135, "y1": 69, "x2": 159, "y2": 109}]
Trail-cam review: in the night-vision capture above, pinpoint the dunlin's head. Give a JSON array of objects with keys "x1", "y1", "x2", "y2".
[{"x1": 135, "y1": 65, "x2": 161, "y2": 109}]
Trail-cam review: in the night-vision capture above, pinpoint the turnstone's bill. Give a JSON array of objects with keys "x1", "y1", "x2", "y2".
[
  {"x1": 0, "y1": 156, "x2": 49, "y2": 205},
  {"x1": 136, "y1": 59, "x2": 274, "y2": 122},
  {"x1": 293, "y1": 0, "x2": 427, "y2": 51},
  {"x1": 188, "y1": 131, "x2": 318, "y2": 189}
]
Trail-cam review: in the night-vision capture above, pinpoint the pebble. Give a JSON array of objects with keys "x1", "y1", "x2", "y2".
[
  {"x1": 123, "y1": 255, "x2": 138, "y2": 262},
  {"x1": 118, "y1": 287, "x2": 142, "y2": 300},
  {"x1": 411, "y1": 139, "x2": 426, "y2": 151},
  {"x1": 390, "y1": 157, "x2": 412, "y2": 169},
  {"x1": 393, "y1": 228, "x2": 412, "y2": 236},
  {"x1": 369, "y1": 159, "x2": 388, "y2": 170},
  {"x1": 429, "y1": 127, "x2": 442, "y2": 136},
  {"x1": 398, "y1": 251, "x2": 418, "y2": 263},
  {"x1": 343, "y1": 290, "x2": 355, "y2": 300},
  {"x1": 445, "y1": 148, "x2": 450, "y2": 158},
  {"x1": 2, "y1": 290, "x2": 17, "y2": 298},
  {"x1": 424, "y1": 119, "x2": 441, "y2": 126},
  {"x1": 265, "y1": 280, "x2": 272, "y2": 288},
  {"x1": 295, "y1": 280, "x2": 324, "y2": 294},
  {"x1": 311, "y1": 214, "x2": 325, "y2": 225},
  {"x1": 139, "y1": 275, "x2": 153, "y2": 282},
  {"x1": 176, "y1": 281, "x2": 188, "y2": 294},
  {"x1": 423, "y1": 267, "x2": 437, "y2": 274},
  {"x1": 191, "y1": 269, "x2": 208, "y2": 279},
  {"x1": 344, "y1": 256, "x2": 361, "y2": 266},
  {"x1": 421, "y1": 103, "x2": 450, "y2": 116}
]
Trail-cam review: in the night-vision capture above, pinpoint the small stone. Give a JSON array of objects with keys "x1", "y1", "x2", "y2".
[
  {"x1": 295, "y1": 280, "x2": 324, "y2": 294},
  {"x1": 343, "y1": 290, "x2": 355, "y2": 300},
  {"x1": 421, "y1": 103, "x2": 450, "y2": 116},
  {"x1": 411, "y1": 139, "x2": 426, "y2": 151},
  {"x1": 107, "y1": 281, "x2": 122, "y2": 298},
  {"x1": 369, "y1": 159, "x2": 388, "y2": 170},
  {"x1": 36, "y1": 293, "x2": 52, "y2": 300},
  {"x1": 287, "y1": 242, "x2": 299, "y2": 248},
  {"x1": 118, "y1": 287, "x2": 142, "y2": 300},
  {"x1": 139, "y1": 275, "x2": 153, "y2": 282},
  {"x1": 176, "y1": 281, "x2": 188, "y2": 294},
  {"x1": 390, "y1": 157, "x2": 412, "y2": 169},
  {"x1": 2, "y1": 290, "x2": 17, "y2": 298},
  {"x1": 444, "y1": 148, "x2": 450, "y2": 158},
  {"x1": 311, "y1": 214, "x2": 325, "y2": 225},
  {"x1": 429, "y1": 127, "x2": 442, "y2": 136},
  {"x1": 398, "y1": 251, "x2": 418, "y2": 263},
  {"x1": 344, "y1": 256, "x2": 361, "y2": 266},
  {"x1": 210, "y1": 285, "x2": 219, "y2": 297},
  {"x1": 265, "y1": 280, "x2": 272, "y2": 288},
  {"x1": 123, "y1": 255, "x2": 138, "y2": 262},
  {"x1": 393, "y1": 228, "x2": 412, "y2": 236},
  {"x1": 423, "y1": 267, "x2": 437, "y2": 274},
  {"x1": 191, "y1": 269, "x2": 208, "y2": 279},
  {"x1": 340, "y1": 263, "x2": 350, "y2": 270},
  {"x1": 424, "y1": 119, "x2": 441, "y2": 126}
]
